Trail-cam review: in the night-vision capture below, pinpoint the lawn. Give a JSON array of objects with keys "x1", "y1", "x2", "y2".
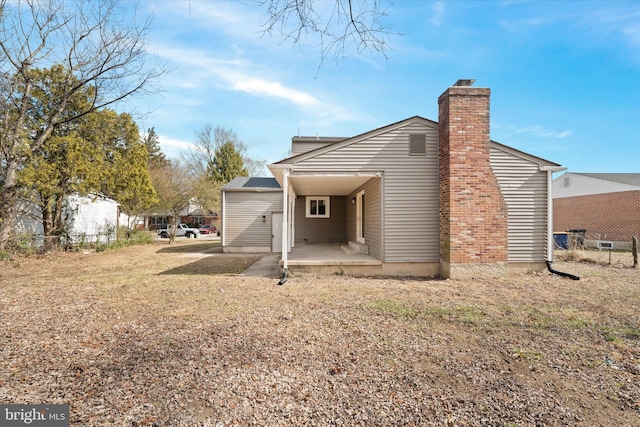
[{"x1": 1, "y1": 241, "x2": 638, "y2": 426}]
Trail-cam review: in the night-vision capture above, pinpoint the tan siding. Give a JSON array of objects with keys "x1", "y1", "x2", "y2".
[
  {"x1": 292, "y1": 141, "x2": 332, "y2": 155},
  {"x1": 223, "y1": 192, "x2": 283, "y2": 248},
  {"x1": 491, "y1": 148, "x2": 548, "y2": 262},
  {"x1": 293, "y1": 122, "x2": 440, "y2": 262},
  {"x1": 294, "y1": 196, "x2": 347, "y2": 243},
  {"x1": 346, "y1": 178, "x2": 382, "y2": 259}
]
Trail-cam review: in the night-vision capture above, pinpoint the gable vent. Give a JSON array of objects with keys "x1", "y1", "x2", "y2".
[{"x1": 409, "y1": 134, "x2": 426, "y2": 155}]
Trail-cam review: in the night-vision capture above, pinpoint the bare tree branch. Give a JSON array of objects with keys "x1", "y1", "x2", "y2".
[{"x1": 258, "y1": 0, "x2": 395, "y2": 71}]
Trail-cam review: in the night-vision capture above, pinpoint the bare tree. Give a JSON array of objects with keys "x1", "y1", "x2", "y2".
[
  {"x1": 259, "y1": 0, "x2": 395, "y2": 68},
  {"x1": 150, "y1": 160, "x2": 194, "y2": 244},
  {"x1": 180, "y1": 124, "x2": 268, "y2": 222},
  {"x1": 0, "y1": 0, "x2": 163, "y2": 249},
  {"x1": 182, "y1": 125, "x2": 267, "y2": 176}
]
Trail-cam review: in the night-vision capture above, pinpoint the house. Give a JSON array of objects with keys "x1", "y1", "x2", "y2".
[
  {"x1": 221, "y1": 80, "x2": 566, "y2": 279},
  {"x1": 15, "y1": 193, "x2": 122, "y2": 248},
  {"x1": 553, "y1": 173, "x2": 640, "y2": 250},
  {"x1": 146, "y1": 199, "x2": 219, "y2": 231}
]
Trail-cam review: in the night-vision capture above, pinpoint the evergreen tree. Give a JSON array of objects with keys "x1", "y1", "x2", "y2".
[
  {"x1": 0, "y1": 0, "x2": 162, "y2": 249},
  {"x1": 210, "y1": 141, "x2": 249, "y2": 184},
  {"x1": 142, "y1": 127, "x2": 168, "y2": 169},
  {"x1": 17, "y1": 67, "x2": 157, "y2": 237}
]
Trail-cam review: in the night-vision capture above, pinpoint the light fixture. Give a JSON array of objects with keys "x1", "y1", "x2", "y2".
[
  {"x1": 351, "y1": 198, "x2": 356, "y2": 205},
  {"x1": 262, "y1": 215, "x2": 266, "y2": 222}
]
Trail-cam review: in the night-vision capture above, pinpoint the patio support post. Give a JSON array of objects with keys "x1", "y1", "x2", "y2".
[
  {"x1": 545, "y1": 168, "x2": 553, "y2": 261},
  {"x1": 540, "y1": 165, "x2": 566, "y2": 261},
  {"x1": 282, "y1": 168, "x2": 289, "y2": 269}
]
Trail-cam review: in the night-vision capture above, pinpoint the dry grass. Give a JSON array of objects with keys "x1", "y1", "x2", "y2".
[
  {"x1": 1, "y1": 240, "x2": 638, "y2": 426},
  {"x1": 555, "y1": 248, "x2": 636, "y2": 267}
]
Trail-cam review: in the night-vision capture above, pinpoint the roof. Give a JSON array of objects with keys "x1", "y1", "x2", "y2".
[
  {"x1": 222, "y1": 177, "x2": 281, "y2": 191},
  {"x1": 272, "y1": 115, "x2": 560, "y2": 168},
  {"x1": 571, "y1": 173, "x2": 640, "y2": 187},
  {"x1": 275, "y1": 116, "x2": 437, "y2": 165},
  {"x1": 187, "y1": 208, "x2": 217, "y2": 217},
  {"x1": 292, "y1": 136, "x2": 348, "y2": 143}
]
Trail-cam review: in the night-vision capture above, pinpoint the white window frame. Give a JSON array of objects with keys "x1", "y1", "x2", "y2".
[{"x1": 306, "y1": 196, "x2": 330, "y2": 218}]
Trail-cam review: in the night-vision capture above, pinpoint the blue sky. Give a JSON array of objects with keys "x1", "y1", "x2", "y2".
[{"x1": 124, "y1": 0, "x2": 640, "y2": 175}]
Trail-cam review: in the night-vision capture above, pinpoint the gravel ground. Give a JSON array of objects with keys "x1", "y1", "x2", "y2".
[{"x1": 0, "y1": 243, "x2": 638, "y2": 426}]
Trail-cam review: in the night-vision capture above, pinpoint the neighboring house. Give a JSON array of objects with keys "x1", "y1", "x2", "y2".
[
  {"x1": 553, "y1": 173, "x2": 640, "y2": 250},
  {"x1": 222, "y1": 80, "x2": 566, "y2": 279},
  {"x1": 15, "y1": 194, "x2": 122, "y2": 248},
  {"x1": 146, "y1": 199, "x2": 219, "y2": 231}
]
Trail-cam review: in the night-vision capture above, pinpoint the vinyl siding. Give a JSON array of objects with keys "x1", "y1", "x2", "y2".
[
  {"x1": 491, "y1": 148, "x2": 548, "y2": 262},
  {"x1": 346, "y1": 177, "x2": 382, "y2": 259},
  {"x1": 295, "y1": 196, "x2": 347, "y2": 243},
  {"x1": 291, "y1": 122, "x2": 440, "y2": 262},
  {"x1": 291, "y1": 141, "x2": 333, "y2": 156},
  {"x1": 223, "y1": 191, "x2": 283, "y2": 248}
]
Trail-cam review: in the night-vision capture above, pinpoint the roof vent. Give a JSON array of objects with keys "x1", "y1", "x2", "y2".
[{"x1": 454, "y1": 79, "x2": 476, "y2": 87}]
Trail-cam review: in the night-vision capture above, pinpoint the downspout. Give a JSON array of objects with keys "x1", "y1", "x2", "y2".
[
  {"x1": 279, "y1": 168, "x2": 289, "y2": 285},
  {"x1": 541, "y1": 166, "x2": 579, "y2": 280}
]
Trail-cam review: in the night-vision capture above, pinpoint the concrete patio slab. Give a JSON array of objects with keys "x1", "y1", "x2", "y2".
[{"x1": 281, "y1": 243, "x2": 382, "y2": 266}]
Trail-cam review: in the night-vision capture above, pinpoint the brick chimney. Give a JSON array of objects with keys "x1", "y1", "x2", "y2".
[{"x1": 438, "y1": 79, "x2": 508, "y2": 279}]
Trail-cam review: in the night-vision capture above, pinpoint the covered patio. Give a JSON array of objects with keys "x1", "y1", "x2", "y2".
[
  {"x1": 283, "y1": 243, "x2": 382, "y2": 266},
  {"x1": 279, "y1": 242, "x2": 382, "y2": 275},
  {"x1": 269, "y1": 165, "x2": 384, "y2": 273}
]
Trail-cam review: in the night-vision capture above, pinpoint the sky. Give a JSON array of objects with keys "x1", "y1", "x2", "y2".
[{"x1": 121, "y1": 0, "x2": 640, "y2": 175}]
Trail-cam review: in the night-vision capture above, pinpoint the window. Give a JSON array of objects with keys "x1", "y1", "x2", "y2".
[
  {"x1": 306, "y1": 196, "x2": 330, "y2": 218},
  {"x1": 150, "y1": 216, "x2": 168, "y2": 225},
  {"x1": 409, "y1": 134, "x2": 426, "y2": 155}
]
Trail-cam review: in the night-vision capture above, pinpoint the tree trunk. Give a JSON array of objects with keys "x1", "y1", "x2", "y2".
[
  {"x1": 0, "y1": 161, "x2": 20, "y2": 250},
  {"x1": 42, "y1": 200, "x2": 54, "y2": 237}
]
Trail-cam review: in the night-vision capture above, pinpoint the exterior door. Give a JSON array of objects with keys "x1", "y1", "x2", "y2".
[{"x1": 272, "y1": 212, "x2": 283, "y2": 252}]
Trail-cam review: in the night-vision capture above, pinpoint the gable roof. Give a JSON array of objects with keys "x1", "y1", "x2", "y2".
[
  {"x1": 272, "y1": 115, "x2": 560, "y2": 168},
  {"x1": 275, "y1": 116, "x2": 437, "y2": 165},
  {"x1": 571, "y1": 173, "x2": 640, "y2": 187},
  {"x1": 222, "y1": 177, "x2": 281, "y2": 191}
]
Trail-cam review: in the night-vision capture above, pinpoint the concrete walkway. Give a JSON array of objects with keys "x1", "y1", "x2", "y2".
[{"x1": 238, "y1": 253, "x2": 282, "y2": 278}]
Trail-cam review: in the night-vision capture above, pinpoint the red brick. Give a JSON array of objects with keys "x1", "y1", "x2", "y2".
[
  {"x1": 553, "y1": 190, "x2": 640, "y2": 241},
  {"x1": 438, "y1": 85, "x2": 508, "y2": 264}
]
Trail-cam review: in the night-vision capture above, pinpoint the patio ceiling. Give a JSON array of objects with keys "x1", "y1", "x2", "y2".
[
  {"x1": 289, "y1": 174, "x2": 375, "y2": 196},
  {"x1": 268, "y1": 165, "x2": 381, "y2": 196}
]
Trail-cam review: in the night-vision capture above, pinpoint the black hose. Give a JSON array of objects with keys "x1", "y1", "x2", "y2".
[
  {"x1": 278, "y1": 268, "x2": 288, "y2": 286},
  {"x1": 546, "y1": 261, "x2": 580, "y2": 280}
]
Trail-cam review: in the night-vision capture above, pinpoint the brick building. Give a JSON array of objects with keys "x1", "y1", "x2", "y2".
[{"x1": 553, "y1": 173, "x2": 640, "y2": 249}]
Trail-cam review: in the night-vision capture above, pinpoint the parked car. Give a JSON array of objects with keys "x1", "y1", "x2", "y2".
[
  {"x1": 158, "y1": 223, "x2": 200, "y2": 239},
  {"x1": 199, "y1": 224, "x2": 216, "y2": 234}
]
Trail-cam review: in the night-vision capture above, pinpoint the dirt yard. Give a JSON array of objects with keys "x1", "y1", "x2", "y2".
[{"x1": 1, "y1": 241, "x2": 638, "y2": 426}]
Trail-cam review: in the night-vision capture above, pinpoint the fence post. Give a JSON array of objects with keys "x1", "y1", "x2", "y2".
[{"x1": 633, "y1": 236, "x2": 638, "y2": 269}]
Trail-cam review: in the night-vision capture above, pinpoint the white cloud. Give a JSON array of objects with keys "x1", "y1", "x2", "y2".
[
  {"x1": 150, "y1": 44, "x2": 319, "y2": 106},
  {"x1": 229, "y1": 76, "x2": 320, "y2": 107},
  {"x1": 510, "y1": 125, "x2": 573, "y2": 139},
  {"x1": 431, "y1": 2, "x2": 445, "y2": 27},
  {"x1": 148, "y1": 43, "x2": 359, "y2": 123},
  {"x1": 159, "y1": 135, "x2": 195, "y2": 158}
]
